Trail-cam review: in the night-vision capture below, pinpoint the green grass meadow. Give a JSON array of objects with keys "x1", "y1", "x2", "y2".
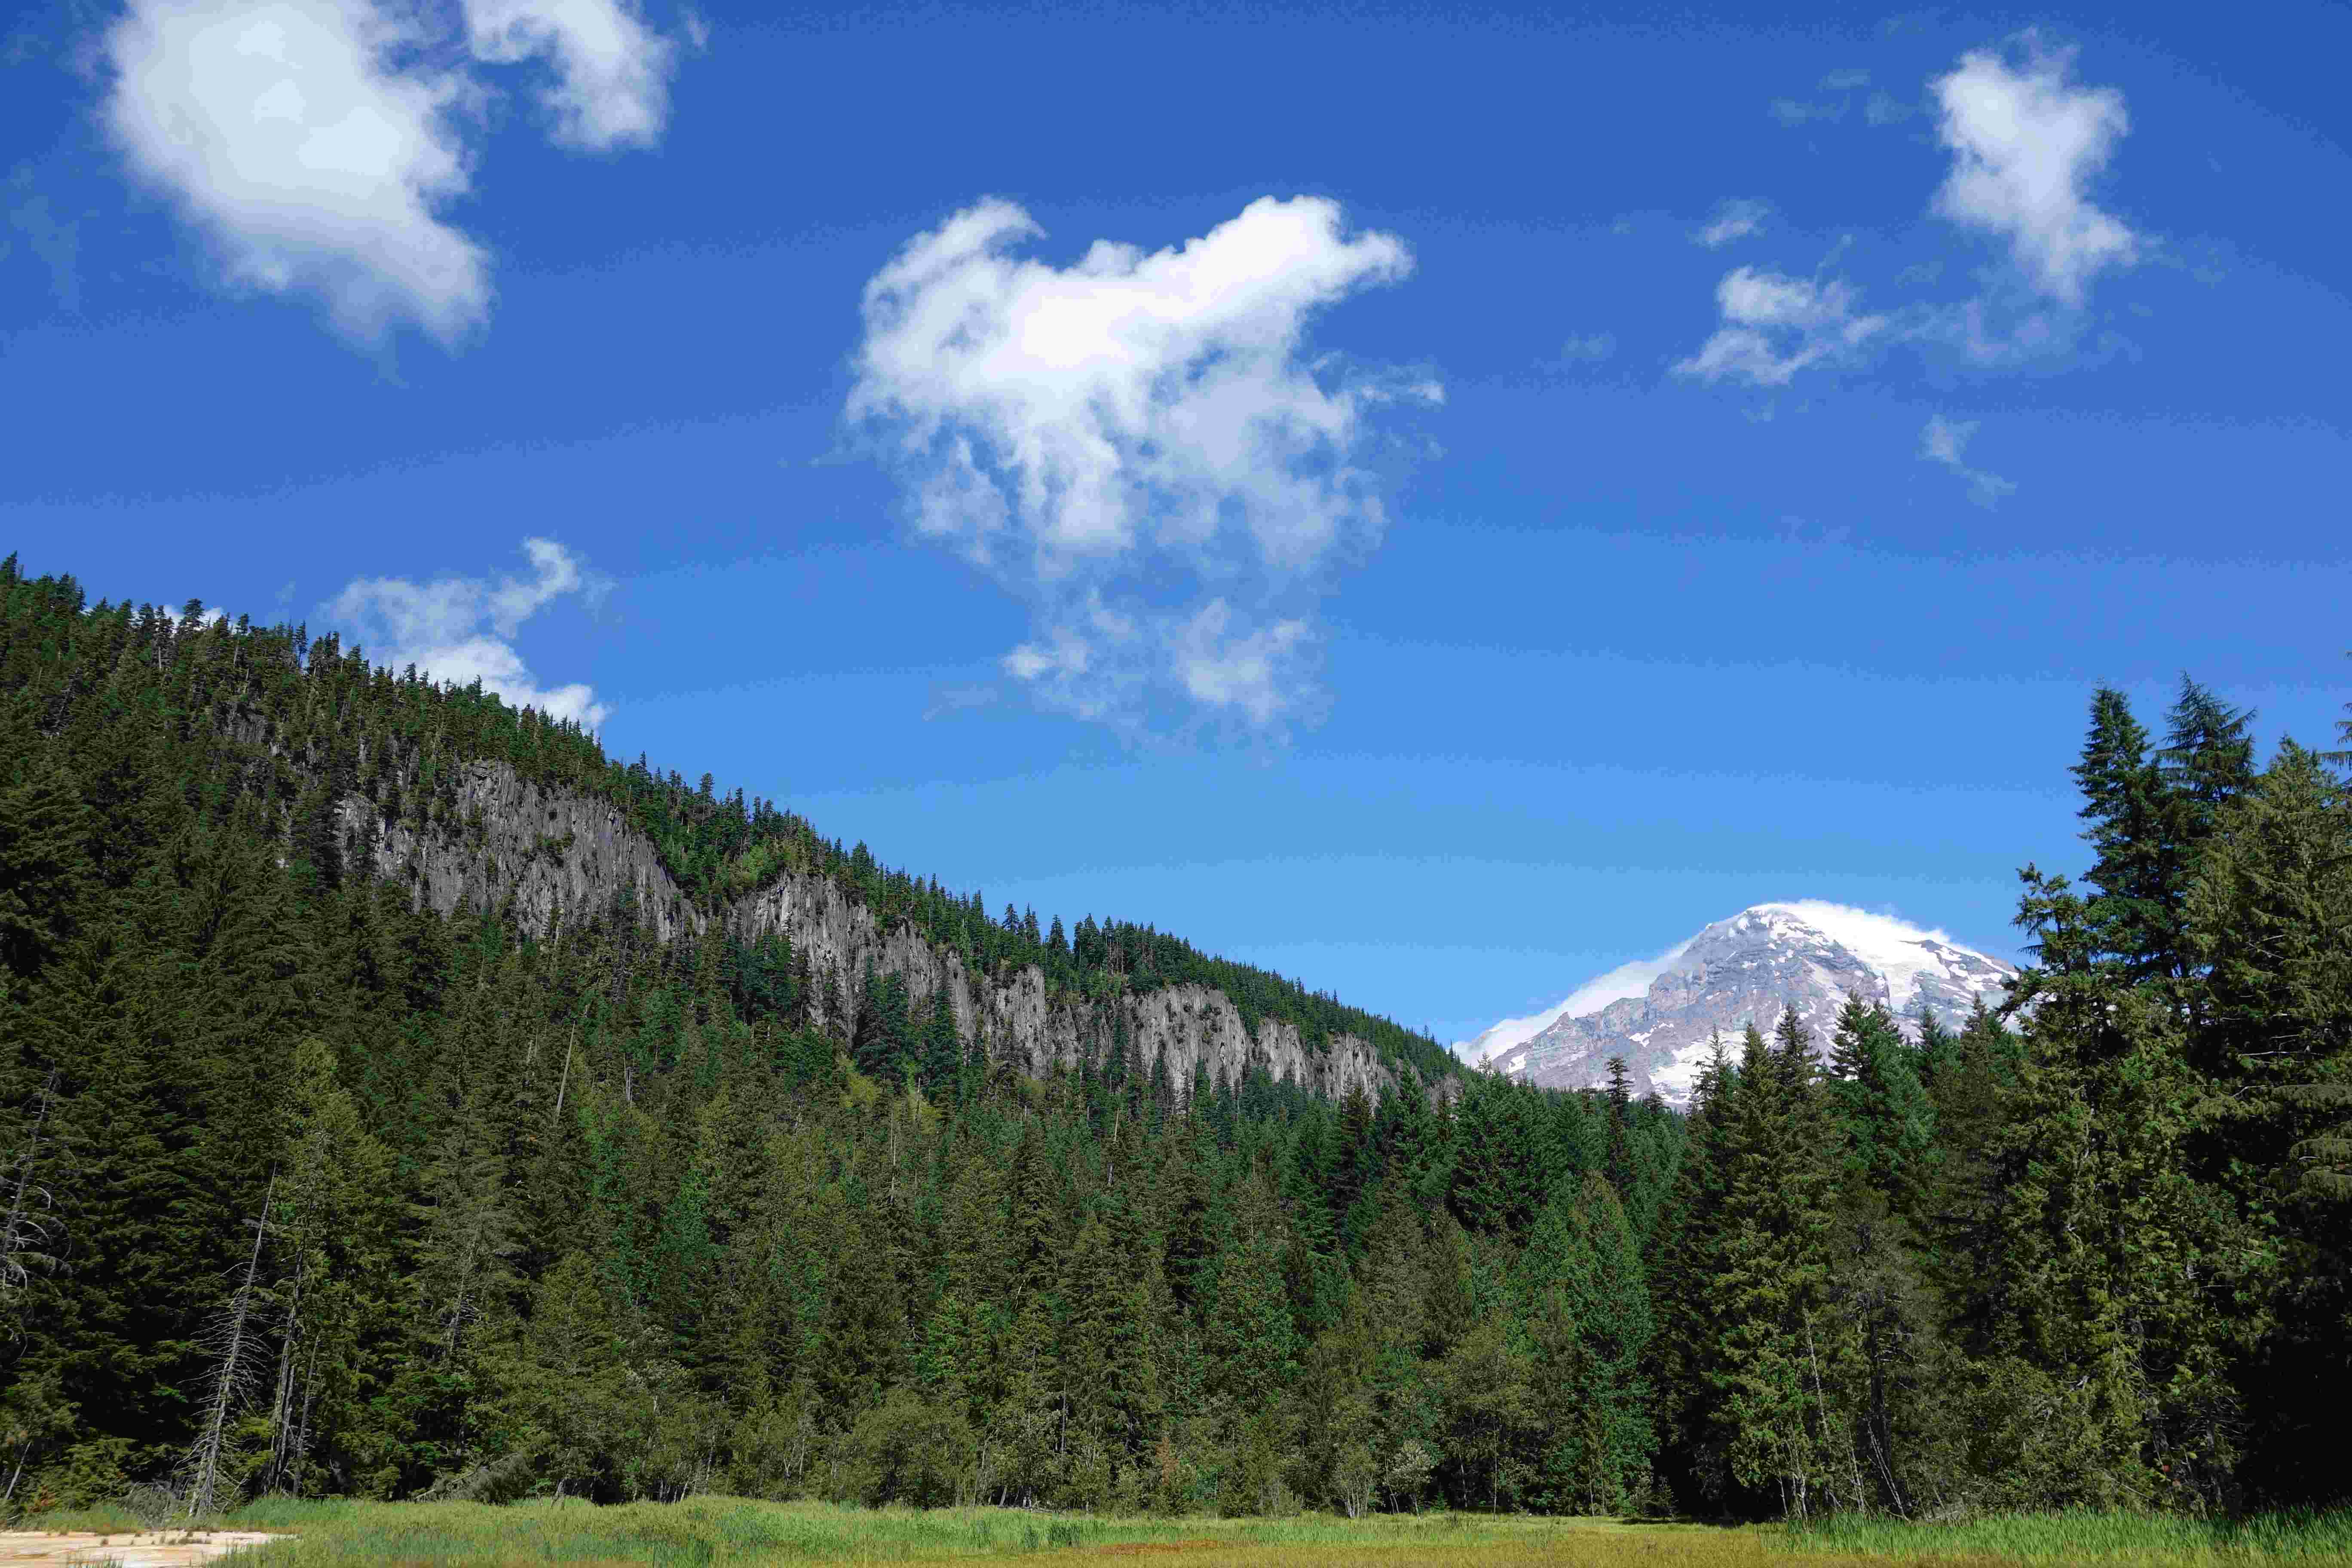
[{"x1": 21, "y1": 1498, "x2": 2348, "y2": 1567}]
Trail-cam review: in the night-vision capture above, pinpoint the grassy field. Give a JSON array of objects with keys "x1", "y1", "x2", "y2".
[
  {"x1": 1784, "y1": 1509, "x2": 2352, "y2": 1564},
  {"x1": 16, "y1": 1497, "x2": 2352, "y2": 1566}
]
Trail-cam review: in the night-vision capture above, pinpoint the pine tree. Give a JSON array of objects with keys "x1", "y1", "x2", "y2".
[
  {"x1": 1205, "y1": 1174, "x2": 1298, "y2": 1414},
  {"x1": 262, "y1": 1038, "x2": 401, "y2": 1496},
  {"x1": 2180, "y1": 740, "x2": 2352, "y2": 1498},
  {"x1": 1603, "y1": 1057, "x2": 1634, "y2": 1198},
  {"x1": 0, "y1": 743, "x2": 92, "y2": 1004},
  {"x1": 1825, "y1": 995, "x2": 1933, "y2": 1200},
  {"x1": 1957, "y1": 870, "x2": 2233, "y2": 1508},
  {"x1": 917, "y1": 986, "x2": 961, "y2": 1091},
  {"x1": 2072, "y1": 686, "x2": 2174, "y2": 984},
  {"x1": 1706, "y1": 1013, "x2": 1852, "y2": 1518},
  {"x1": 1562, "y1": 1173, "x2": 1655, "y2": 1508},
  {"x1": 1060, "y1": 1208, "x2": 1159, "y2": 1476},
  {"x1": 1650, "y1": 1034, "x2": 1734, "y2": 1509}
]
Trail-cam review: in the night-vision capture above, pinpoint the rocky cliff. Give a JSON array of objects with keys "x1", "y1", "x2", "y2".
[
  {"x1": 345, "y1": 760, "x2": 1397, "y2": 1104},
  {"x1": 352, "y1": 759, "x2": 704, "y2": 941}
]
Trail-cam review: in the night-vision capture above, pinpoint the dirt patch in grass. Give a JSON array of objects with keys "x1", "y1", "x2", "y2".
[{"x1": 0, "y1": 1531, "x2": 288, "y2": 1568}]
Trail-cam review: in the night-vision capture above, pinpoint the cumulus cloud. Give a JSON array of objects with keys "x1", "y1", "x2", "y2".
[
  {"x1": 105, "y1": 0, "x2": 487, "y2": 342},
  {"x1": 461, "y1": 0, "x2": 673, "y2": 150},
  {"x1": 103, "y1": 0, "x2": 677, "y2": 344},
  {"x1": 1918, "y1": 413, "x2": 2017, "y2": 505},
  {"x1": 1694, "y1": 198, "x2": 1769, "y2": 248},
  {"x1": 1673, "y1": 266, "x2": 1887, "y2": 386},
  {"x1": 850, "y1": 195, "x2": 1431, "y2": 735},
  {"x1": 1681, "y1": 43, "x2": 2138, "y2": 394},
  {"x1": 331, "y1": 537, "x2": 612, "y2": 728},
  {"x1": 1932, "y1": 40, "x2": 2136, "y2": 303}
]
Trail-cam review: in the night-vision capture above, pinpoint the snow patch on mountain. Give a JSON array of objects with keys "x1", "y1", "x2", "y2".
[
  {"x1": 1451, "y1": 937, "x2": 1694, "y2": 1066},
  {"x1": 1457, "y1": 900, "x2": 2017, "y2": 1103},
  {"x1": 1753, "y1": 900, "x2": 1959, "y2": 1014}
]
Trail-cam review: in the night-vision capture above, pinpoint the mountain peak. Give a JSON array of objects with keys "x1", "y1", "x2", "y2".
[{"x1": 1453, "y1": 901, "x2": 2016, "y2": 1103}]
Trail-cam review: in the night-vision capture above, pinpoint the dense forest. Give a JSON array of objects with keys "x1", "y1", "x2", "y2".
[{"x1": 1, "y1": 556, "x2": 2346, "y2": 1520}]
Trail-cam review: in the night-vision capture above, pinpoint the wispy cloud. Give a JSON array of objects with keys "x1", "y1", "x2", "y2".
[
  {"x1": 1559, "y1": 331, "x2": 1616, "y2": 362},
  {"x1": 1919, "y1": 413, "x2": 2017, "y2": 505},
  {"x1": 1694, "y1": 198, "x2": 1770, "y2": 248},
  {"x1": 331, "y1": 537, "x2": 612, "y2": 727},
  {"x1": 1685, "y1": 40, "x2": 2141, "y2": 393},
  {"x1": 103, "y1": 0, "x2": 680, "y2": 346},
  {"x1": 849, "y1": 196, "x2": 1433, "y2": 737},
  {"x1": 1865, "y1": 89, "x2": 1915, "y2": 125},
  {"x1": 1770, "y1": 96, "x2": 1845, "y2": 127},
  {"x1": 5, "y1": 163, "x2": 79, "y2": 309},
  {"x1": 1451, "y1": 936, "x2": 1696, "y2": 1065},
  {"x1": 1673, "y1": 266, "x2": 1886, "y2": 387}
]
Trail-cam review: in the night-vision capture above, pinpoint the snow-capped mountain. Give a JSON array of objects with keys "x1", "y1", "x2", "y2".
[{"x1": 1455, "y1": 903, "x2": 2017, "y2": 1104}]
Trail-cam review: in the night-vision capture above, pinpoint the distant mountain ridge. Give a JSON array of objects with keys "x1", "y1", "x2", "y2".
[{"x1": 1455, "y1": 903, "x2": 2017, "y2": 1103}]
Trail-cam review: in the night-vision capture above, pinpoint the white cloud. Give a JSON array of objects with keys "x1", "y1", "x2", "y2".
[
  {"x1": 1170, "y1": 600, "x2": 1309, "y2": 728},
  {"x1": 1820, "y1": 68, "x2": 1871, "y2": 90},
  {"x1": 105, "y1": 0, "x2": 487, "y2": 342},
  {"x1": 850, "y1": 195, "x2": 1431, "y2": 734},
  {"x1": 1694, "y1": 198, "x2": 1769, "y2": 248},
  {"x1": 331, "y1": 536, "x2": 612, "y2": 728},
  {"x1": 1449, "y1": 937, "x2": 1695, "y2": 1065},
  {"x1": 1559, "y1": 331, "x2": 1615, "y2": 362},
  {"x1": 1932, "y1": 41, "x2": 2136, "y2": 303},
  {"x1": 460, "y1": 0, "x2": 673, "y2": 151},
  {"x1": 102, "y1": 0, "x2": 677, "y2": 344},
  {"x1": 1673, "y1": 266, "x2": 1887, "y2": 386},
  {"x1": 1918, "y1": 413, "x2": 2017, "y2": 505},
  {"x1": 1680, "y1": 44, "x2": 2139, "y2": 395}
]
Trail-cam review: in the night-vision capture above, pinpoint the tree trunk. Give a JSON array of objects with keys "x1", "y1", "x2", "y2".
[{"x1": 185, "y1": 1174, "x2": 276, "y2": 1519}]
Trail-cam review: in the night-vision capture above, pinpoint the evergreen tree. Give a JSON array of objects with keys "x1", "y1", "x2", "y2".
[{"x1": 1706, "y1": 1014, "x2": 1850, "y2": 1517}]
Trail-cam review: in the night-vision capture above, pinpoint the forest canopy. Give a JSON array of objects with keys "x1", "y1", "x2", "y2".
[{"x1": 1, "y1": 557, "x2": 2346, "y2": 1520}]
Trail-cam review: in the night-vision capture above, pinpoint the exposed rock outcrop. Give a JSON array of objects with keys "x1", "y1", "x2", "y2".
[
  {"x1": 351, "y1": 760, "x2": 704, "y2": 941},
  {"x1": 345, "y1": 760, "x2": 1401, "y2": 1104}
]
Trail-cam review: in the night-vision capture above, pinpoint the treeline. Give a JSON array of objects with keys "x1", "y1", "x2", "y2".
[
  {"x1": 8, "y1": 557, "x2": 1645, "y2": 1515},
  {"x1": 0, "y1": 722, "x2": 1678, "y2": 1510},
  {"x1": 0, "y1": 557, "x2": 1452, "y2": 1085},
  {"x1": 2, "y1": 553, "x2": 2348, "y2": 1520}
]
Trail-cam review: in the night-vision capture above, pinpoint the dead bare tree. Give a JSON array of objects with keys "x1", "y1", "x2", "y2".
[
  {"x1": 181, "y1": 1173, "x2": 276, "y2": 1520},
  {"x1": 0, "y1": 1072, "x2": 62, "y2": 1316},
  {"x1": 260, "y1": 1233, "x2": 311, "y2": 1496}
]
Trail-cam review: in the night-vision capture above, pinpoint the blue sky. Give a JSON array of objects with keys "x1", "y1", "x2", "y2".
[{"x1": 5, "y1": 0, "x2": 2347, "y2": 1046}]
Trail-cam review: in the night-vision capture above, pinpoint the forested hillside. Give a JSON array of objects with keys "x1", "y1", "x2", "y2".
[{"x1": 1, "y1": 557, "x2": 2346, "y2": 1520}]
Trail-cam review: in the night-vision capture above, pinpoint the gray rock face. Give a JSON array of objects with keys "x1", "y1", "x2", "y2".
[
  {"x1": 346, "y1": 762, "x2": 1397, "y2": 1105},
  {"x1": 1478, "y1": 904, "x2": 2015, "y2": 1104},
  {"x1": 729, "y1": 873, "x2": 1390, "y2": 1102},
  {"x1": 353, "y1": 760, "x2": 703, "y2": 941}
]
